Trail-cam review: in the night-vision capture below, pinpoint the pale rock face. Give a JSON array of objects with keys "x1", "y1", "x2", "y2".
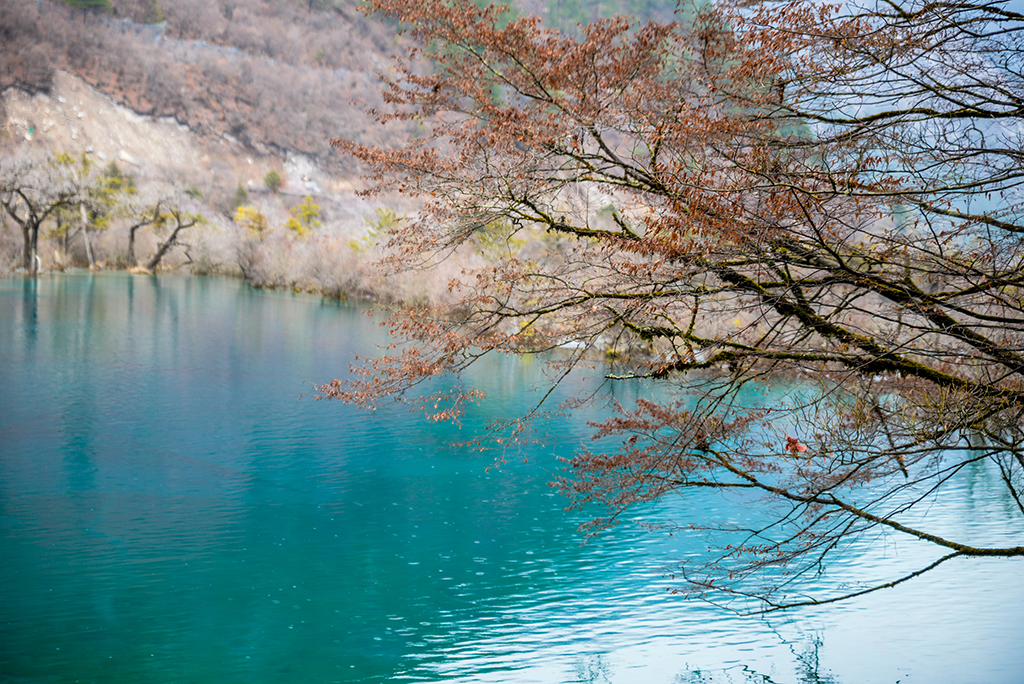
[
  {"x1": 284, "y1": 152, "x2": 326, "y2": 195},
  {"x1": 1, "y1": 71, "x2": 408, "y2": 243},
  {"x1": 2, "y1": 71, "x2": 202, "y2": 180}
]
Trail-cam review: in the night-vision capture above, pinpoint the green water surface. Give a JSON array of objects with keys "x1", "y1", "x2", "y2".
[{"x1": 1, "y1": 273, "x2": 1021, "y2": 683}]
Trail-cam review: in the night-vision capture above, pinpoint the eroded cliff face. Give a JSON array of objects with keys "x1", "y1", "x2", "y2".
[
  {"x1": 1, "y1": 69, "x2": 356, "y2": 203},
  {"x1": 2, "y1": 73, "x2": 360, "y2": 247},
  {"x1": 3, "y1": 71, "x2": 203, "y2": 178}
]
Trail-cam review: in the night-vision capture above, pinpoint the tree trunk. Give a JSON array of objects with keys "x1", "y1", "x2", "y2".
[
  {"x1": 21, "y1": 224, "x2": 31, "y2": 272},
  {"x1": 80, "y1": 203, "x2": 95, "y2": 268},
  {"x1": 146, "y1": 225, "x2": 183, "y2": 271},
  {"x1": 128, "y1": 224, "x2": 144, "y2": 266},
  {"x1": 128, "y1": 226, "x2": 137, "y2": 266},
  {"x1": 3, "y1": 205, "x2": 34, "y2": 273},
  {"x1": 28, "y1": 225, "x2": 39, "y2": 276},
  {"x1": 146, "y1": 211, "x2": 199, "y2": 272}
]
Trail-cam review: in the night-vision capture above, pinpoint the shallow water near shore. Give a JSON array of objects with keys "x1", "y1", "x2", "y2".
[{"x1": 1, "y1": 272, "x2": 1022, "y2": 683}]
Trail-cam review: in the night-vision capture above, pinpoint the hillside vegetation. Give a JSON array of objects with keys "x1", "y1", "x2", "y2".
[
  {"x1": 1, "y1": 0, "x2": 680, "y2": 168},
  {"x1": 1, "y1": 0, "x2": 403, "y2": 166},
  {"x1": 0, "y1": 0, "x2": 679, "y2": 298}
]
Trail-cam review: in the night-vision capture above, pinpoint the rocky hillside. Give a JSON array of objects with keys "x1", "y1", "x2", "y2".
[
  {"x1": 1, "y1": 0, "x2": 678, "y2": 192},
  {"x1": 2, "y1": 68, "x2": 380, "y2": 214},
  {"x1": 0, "y1": 0, "x2": 677, "y2": 291},
  {"x1": 1, "y1": 0, "x2": 677, "y2": 166},
  {"x1": 1, "y1": 0, "x2": 405, "y2": 161},
  {"x1": 0, "y1": 0, "x2": 422, "y2": 220}
]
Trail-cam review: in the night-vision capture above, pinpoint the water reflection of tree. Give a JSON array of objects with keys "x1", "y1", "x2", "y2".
[
  {"x1": 678, "y1": 637, "x2": 841, "y2": 684},
  {"x1": 794, "y1": 634, "x2": 839, "y2": 684}
]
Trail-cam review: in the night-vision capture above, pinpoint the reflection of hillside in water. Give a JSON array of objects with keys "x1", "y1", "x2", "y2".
[{"x1": 0, "y1": 274, "x2": 1021, "y2": 684}]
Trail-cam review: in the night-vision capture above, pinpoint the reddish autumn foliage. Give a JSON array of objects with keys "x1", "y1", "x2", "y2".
[
  {"x1": 325, "y1": 0, "x2": 1024, "y2": 611},
  {"x1": 785, "y1": 436, "x2": 807, "y2": 454}
]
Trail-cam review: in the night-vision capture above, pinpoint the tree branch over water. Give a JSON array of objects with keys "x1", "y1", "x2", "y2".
[{"x1": 323, "y1": 0, "x2": 1024, "y2": 612}]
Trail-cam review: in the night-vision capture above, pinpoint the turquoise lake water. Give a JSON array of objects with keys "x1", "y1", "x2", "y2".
[{"x1": 1, "y1": 273, "x2": 1021, "y2": 683}]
